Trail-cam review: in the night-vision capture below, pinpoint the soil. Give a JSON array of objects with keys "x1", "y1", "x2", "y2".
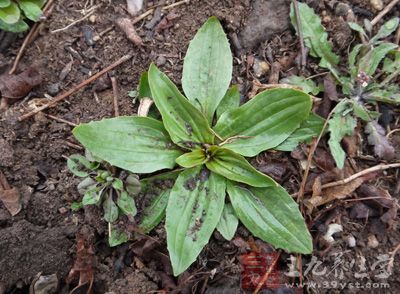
[{"x1": 1, "y1": 0, "x2": 400, "y2": 293}]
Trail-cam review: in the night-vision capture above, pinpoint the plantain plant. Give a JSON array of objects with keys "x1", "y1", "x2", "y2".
[{"x1": 72, "y1": 17, "x2": 319, "y2": 276}]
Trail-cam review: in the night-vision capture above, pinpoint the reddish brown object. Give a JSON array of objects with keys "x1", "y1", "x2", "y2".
[
  {"x1": 67, "y1": 233, "x2": 95, "y2": 294},
  {"x1": 0, "y1": 68, "x2": 42, "y2": 110},
  {"x1": 0, "y1": 171, "x2": 21, "y2": 216},
  {"x1": 115, "y1": 18, "x2": 143, "y2": 46}
]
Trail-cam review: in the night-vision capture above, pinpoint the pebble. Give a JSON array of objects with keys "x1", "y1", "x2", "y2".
[
  {"x1": 370, "y1": 0, "x2": 383, "y2": 11},
  {"x1": 156, "y1": 55, "x2": 166, "y2": 67},
  {"x1": 346, "y1": 235, "x2": 356, "y2": 247},
  {"x1": 47, "y1": 83, "x2": 60, "y2": 96},
  {"x1": 89, "y1": 15, "x2": 96, "y2": 23},
  {"x1": 367, "y1": 235, "x2": 379, "y2": 248},
  {"x1": 252, "y1": 58, "x2": 270, "y2": 78}
]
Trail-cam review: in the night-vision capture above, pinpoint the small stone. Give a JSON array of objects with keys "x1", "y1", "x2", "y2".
[
  {"x1": 58, "y1": 207, "x2": 68, "y2": 214},
  {"x1": 156, "y1": 55, "x2": 166, "y2": 67},
  {"x1": 252, "y1": 58, "x2": 270, "y2": 78},
  {"x1": 89, "y1": 15, "x2": 96, "y2": 23},
  {"x1": 346, "y1": 235, "x2": 356, "y2": 247},
  {"x1": 47, "y1": 83, "x2": 60, "y2": 96},
  {"x1": 370, "y1": 0, "x2": 383, "y2": 11},
  {"x1": 367, "y1": 235, "x2": 379, "y2": 248},
  {"x1": 335, "y1": 3, "x2": 351, "y2": 16}
]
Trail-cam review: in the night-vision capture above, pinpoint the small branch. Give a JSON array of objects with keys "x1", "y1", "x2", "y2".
[
  {"x1": 371, "y1": 0, "x2": 400, "y2": 26},
  {"x1": 110, "y1": 77, "x2": 120, "y2": 117},
  {"x1": 45, "y1": 114, "x2": 77, "y2": 127},
  {"x1": 18, "y1": 54, "x2": 132, "y2": 121},
  {"x1": 9, "y1": 0, "x2": 55, "y2": 74},
  {"x1": 320, "y1": 163, "x2": 400, "y2": 189},
  {"x1": 292, "y1": 0, "x2": 306, "y2": 71},
  {"x1": 387, "y1": 242, "x2": 400, "y2": 274},
  {"x1": 137, "y1": 97, "x2": 153, "y2": 117},
  {"x1": 253, "y1": 251, "x2": 281, "y2": 294},
  {"x1": 50, "y1": 5, "x2": 99, "y2": 33},
  {"x1": 297, "y1": 106, "x2": 336, "y2": 203}
]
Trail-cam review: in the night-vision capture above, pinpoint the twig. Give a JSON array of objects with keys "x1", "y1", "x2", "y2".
[
  {"x1": 110, "y1": 77, "x2": 120, "y2": 117},
  {"x1": 50, "y1": 6, "x2": 99, "y2": 33},
  {"x1": 137, "y1": 97, "x2": 153, "y2": 117},
  {"x1": 297, "y1": 107, "x2": 336, "y2": 203},
  {"x1": 386, "y1": 128, "x2": 400, "y2": 138},
  {"x1": 292, "y1": 0, "x2": 306, "y2": 71},
  {"x1": 18, "y1": 54, "x2": 132, "y2": 121},
  {"x1": 45, "y1": 114, "x2": 77, "y2": 127},
  {"x1": 131, "y1": 0, "x2": 190, "y2": 25},
  {"x1": 252, "y1": 251, "x2": 281, "y2": 294},
  {"x1": 162, "y1": 0, "x2": 190, "y2": 10},
  {"x1": 320, "y1": 163, "x2": 400, "y2": 189},
  {"x1": 63, "y1": 140, "x2": 83, "y2": 150},
  {"x1": 9, "y1": 0, "x2": 55, "y2": 74},
  {"x1": 387, "y1": 242, "x2": 400, "y2": 273},
  {"x1": 292, "y1": 162, "x2": 400, "y2": 197},
  {"x1": 371, "y1": 0, "x2": 400, "y2": 26}
]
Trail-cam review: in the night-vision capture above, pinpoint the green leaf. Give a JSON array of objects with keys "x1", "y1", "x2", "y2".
[
  {"x1": 0, "y1": 2, "x2": 20, "y2": 24},
  {"x1": 18, "y1": 0, "x2": 42, "y2": 21},
  {"x1": 148, "y1": 64, "x2": 215, "y2": 149},
  {"x1": 82, "y1": 186, "x2": 104, "y2": 205},
  {"x1": 358, "y1": 43, "x2": 398, "y2": 76},
  {"x1": 382, "y1": 51, "x2": 400, "y2": 74},
  {"x1": 216, "y1": 203, "x2": 238, "y2": 241},
  {"x1": 103, "y1": 193, "x2": 119, "y2": 223},
  {"x1": 71, "y1": 202, "x2": 83, "y2": 211},
  {"x1": 166, "y1": 166, "x2": 226, "y2": 276},
  {"x1": 213, "y1": 88, "x2": 312, "y2": 156},
  {"x1": 73, "y1": 116, "x2": 183, "y2": 173},
  {"x1": 227, "y1": 181, "x2": 312, "y2": 254},
  {"x1": 216, "y1": 85, "x2": 240, "y2": 120},
  {"x1": 112, "y1": 178, "x2": 124, "y2": 191},
  {"x1": 67, "y1": 154, "x2": 95, "y2": 177},
  {"x1": 349, "y1": 44, "x2": 363, "y2": 78},
  {"x1": 206, "y1": 146, "x2": 276, "y2": 188},
  {"x1": 109, "y1": 226, "x2": 128, "y2": 247},
  {"x1": 182, "y1": 16, "x2": 232, "y2": 123},
  {"x1": 125, "y1": 174, "x2": 141, "y2": 195},
  {"x1": 280, "y1": 76, "x2": 322, "y2": 95},
  {"x1": 138, "y1": 72, "x2": 152, "y2": 98},
  {"x1": 348, "y1": 22, "x2": 367, "y2": 37},
  {"x1": 370, "y1": 17, "x2": 399, "y2": 44},
  {"x1": 364, "y1": 87, "x2": 400, "y2": 104},
  {"x1": 275, "y1": 113, "x2": 325, "y2": 151},
  {"x1": 138, "y1": 170, "x2": 181, "y2": 233},
  {"x1": 0, "y1": 0, "x2": 10, "y2": 8},
  {"x1": 290, "y1": 2, "x2": 339, "y2": 69},
  {"x1": 352, "y1": 102, "x2": 372, "y2": 121},
  {"x1": 328, "y1": 101, "x2": 357, "y2": 169},
  {"x1": 176, "y1": 149, "x2": 207, "y2": 168},
  {"x1": 0, "y1": 18, "x2": 29, "y2": 32},
  {"x1": 117, "y1": 191, "x2": 137, "y2": 217}
]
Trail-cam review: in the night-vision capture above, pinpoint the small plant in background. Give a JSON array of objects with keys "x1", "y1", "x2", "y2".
[
  {"x1": 0, "y1": 0, "x2": 45, "y2": 32},
  {"x1": 290, "y1": 2, "x2": 399, "y2": 168},
  {"x1": 70, "y1": 17, "x2": 322, "y2": 276},
  {"x1": 67, "y1": 152, "x2": 140, "y2": 246}
]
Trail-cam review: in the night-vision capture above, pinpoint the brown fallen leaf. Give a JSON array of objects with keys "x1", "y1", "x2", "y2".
[
  {"x1": 0, "y1": 68, "x2": 42, "y2": 110},
  {"x1": 0, "y1": 171, "x2": 21, "y2": 216},
  {"x1": 305, "y1": 176, "x2": 368, "y2": 212},
  {"x1": 155, "y1": 12, "x2": 180, "y2": 33},
  {"x1": 67, "y1": 232, "x2": 95, "y2": 294}
]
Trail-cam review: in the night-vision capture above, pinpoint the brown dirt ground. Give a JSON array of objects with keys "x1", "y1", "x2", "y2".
[{"x1": 1, "y1": 0, "x2": 400, "y2": 293}]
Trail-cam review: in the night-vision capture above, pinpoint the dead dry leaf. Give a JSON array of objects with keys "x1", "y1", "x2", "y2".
[
  {"x1": 365, "y1": 121, "x2": 395, "y2": 160},
  {"x1": 0, "y1": 68, "x2": 42, "y2": 110},
  {"x1": 305, "y1": 176, "x2": 367, "y2": 212},
  {"x1": 0, "y1": 172, "x2": 21, "y2": 216}
]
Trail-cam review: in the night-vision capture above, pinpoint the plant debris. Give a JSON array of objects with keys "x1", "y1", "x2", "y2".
[{"x1": 0, "y1": 171, "x2": 21, "y2": 216}]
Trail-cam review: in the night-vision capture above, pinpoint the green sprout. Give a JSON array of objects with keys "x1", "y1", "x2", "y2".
[{"x1": 71, "y1": 17, "x2": 320, "y2": 276}]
